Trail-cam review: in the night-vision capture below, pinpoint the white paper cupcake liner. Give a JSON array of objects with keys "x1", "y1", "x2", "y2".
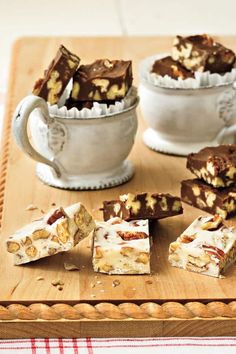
[
  {"x1": 139, "y1": 53, "x2": 236, "y2": 89},
  {"x1": 49, "y1": 84, "x2": 138, "y2": 119}
]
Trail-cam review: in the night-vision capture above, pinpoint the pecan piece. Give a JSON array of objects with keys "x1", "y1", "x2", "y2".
[
  {"x1": 201, "y1": 215, "x2": 223, "y2": 231},
  {"x1": 117, "y1": 231, "x2": 148, "y2": 240},
  {"x1": 47, "y1": 208, "x2": 66, "y2": 225},
  {"x1": 202, "y1": 244, "x2": 225, "y2": 259},
  {"x1": 180, "y1": 234, "x2": 196, "y2": 243}
]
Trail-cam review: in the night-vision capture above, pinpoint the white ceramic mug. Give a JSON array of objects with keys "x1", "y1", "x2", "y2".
[
  {"x1": 139, "y1": 56, "x2": 236, "y2": 156},
  {"x1": 12, "y1": 95, "x2": 139, "y2": 190}
]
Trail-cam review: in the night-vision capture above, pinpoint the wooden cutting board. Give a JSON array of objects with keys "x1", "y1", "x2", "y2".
[{"x1": 1, "y1": 36, "x2": 236, "y2": 338}]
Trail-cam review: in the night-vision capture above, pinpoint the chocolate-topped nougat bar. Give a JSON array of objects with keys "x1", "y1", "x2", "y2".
[
  {"x1": 187, "y1": 145, "x2": 236, "y2": 188},
  {"x1": 151, "y1": 56, "x2": 194, "y2": 79},
  {"x1": 70, "y1": 59, "x2": 133, "y2": 101},
  {"x1": 102, "y1": 192, "x2": 183, "y2": 221},
  {"x1": 92, "y1": 217, "x2": 150, "y2": 274},
  {"x1": 33, "y1": 45, "x2": 80, "y2": 105},
  {"x1": 181, "y1": 179, "x2": 236, "y2": 219},
  {"x1": 169, "y1": 215, "x2": 236, "y2": 277},
  {"x1": 172, "y1": 34, "x2": 235, "y2": 73},
  {"x1": 6, "y1": 203, "x2": 95, "y2": 265}
]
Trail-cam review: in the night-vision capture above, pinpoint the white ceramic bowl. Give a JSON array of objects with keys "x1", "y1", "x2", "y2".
[
  {"x1": 139, "y1": 54, "x2": 236, "y2": 156},
  {"x1": 12, "y1": 95, "x2": 139, "y2": 190}
]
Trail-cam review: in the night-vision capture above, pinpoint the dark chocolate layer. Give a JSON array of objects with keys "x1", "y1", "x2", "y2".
[
  {"x1": 33, "y1": 45, "x2": 80, "y2": 105},
  {"x1": 102, "y1": 192, "x2": 183, "y2": 221},
  {"x1": 70, "y1": 59, "x2": 133, "y2": 101},
  {"x1": 181, "y1": 178, "x2": 236, "y2": 219},
  {"x1": 187, "y1": 145, "x2": 236, "y2": 188},
  {"x1": 172, "y1": 34, "x2": 235, "y2": 73},
  {"x1": 65, "y1": 98, "x2": 118, "y2": 110}
]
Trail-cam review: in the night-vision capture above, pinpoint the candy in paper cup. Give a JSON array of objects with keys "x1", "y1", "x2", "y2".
[
  {"x1": 49, "y1": 85, "x2": 138, "y2": 119},
  {"x1": 139, "y1": 53, "x2": 236, "y2": 89}
]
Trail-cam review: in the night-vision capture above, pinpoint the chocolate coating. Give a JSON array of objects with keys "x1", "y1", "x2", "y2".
[{"x1": 151, "y1": 56, "x2": 194, "y2": 79}]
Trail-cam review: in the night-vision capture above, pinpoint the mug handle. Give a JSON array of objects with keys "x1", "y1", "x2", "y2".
[
  {"x1": 12, "y1": 95, "x2": 61, "y2": 177},
  {"x1": 216, "y1": 81, "x2": 236, "y2": 143}
]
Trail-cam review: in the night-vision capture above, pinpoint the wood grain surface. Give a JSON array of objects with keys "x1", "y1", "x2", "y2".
[{"x1": 1, "y1": 37, "x2": 236, "y2": 337}]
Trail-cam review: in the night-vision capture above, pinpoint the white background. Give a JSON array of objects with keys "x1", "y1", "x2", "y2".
[{"x1": 1, "y1": 0, "x2": 236, "y2": 86}]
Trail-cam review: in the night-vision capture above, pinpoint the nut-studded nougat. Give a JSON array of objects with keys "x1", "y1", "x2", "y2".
[
  {"x1": 6, "y1": 203, "x2": 95, "y2": 265},
  {"x1": 92, "y1": 217, "x2": 150, "y2": 274},
  {"x1": 33, "y1": 45, "x2": 80, "y2": 105},
  {"x1": 102, "y1": 192, "x2": 182, "y2": 221},
  {"x1": 169, "y1": 215, "x2": 236, "y2": 277}
]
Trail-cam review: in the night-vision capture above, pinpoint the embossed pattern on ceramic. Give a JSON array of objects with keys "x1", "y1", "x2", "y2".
[
  {"x1": 139, "y1": 55, "x2": 236, "y2": 156},
  {"x1": 13, "y1": 95, "x2": 138, "y2": 190}
]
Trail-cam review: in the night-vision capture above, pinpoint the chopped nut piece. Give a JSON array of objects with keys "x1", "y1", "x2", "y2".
[
  {"x1": 64, "y1": 262, "x2": 80, "y2": 271},
  {"x1": 7, "y1": 241, "x2": 20, "y2": 253},
  {"x1": 51, "y1": 280, "x2": 60, "y2": 286},
  {"x1": 201, "y1": 215, "x2": 223, "y2": 231},
  {"x1": 51, "y1": 279, "x2": 64, "y2": 287},
  {"x1": 112, "y1": 279, "x2": 120, "y2": 287},
  {"x1": 25, "y1": 246, "x2": 37, "y2": 258},
  {"x1": 47, "y1": 208, "x2": 66, "y2": 225},
  {"x1": 25, "y1": 204, "x2": 38, "y2": 211},
  {"x1": 32, "y1": 229, "x2": 50, "y2": 240},
  {"x1": 117, "y1": 231, "x2": 148, "y2": 240}
]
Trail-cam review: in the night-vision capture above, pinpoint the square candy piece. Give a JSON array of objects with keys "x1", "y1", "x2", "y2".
[
  {"x1": 172, "y1": 34, "x2": 235, "y2": 73},
  {"x1": 6, "y1": 203, "x2": 95, "y2": 265},
  {"x1": 70, "y1": 59, "x2": 133, "y2": 101},
  {"x1": 92, "y1": 217, "x2": 150, "y2": 274},
  {"x1": 187, "y1": 145, "x2": 236, "y2": 188},
  {"x1": 169, "y1": 215, "x2": 236, "y2": 277},
  {"x1": 181, "y1": 179, "x2": 236, "y2": 219},
  {"x1": 33, "y1": 45, "x2": 80, "y2": 105},
  {"x1": 151, "y1": 56, "x2": 194, "y2": 79},
  {"x1": 102, "y1": 192, "x2": 183, "y2": 221}
]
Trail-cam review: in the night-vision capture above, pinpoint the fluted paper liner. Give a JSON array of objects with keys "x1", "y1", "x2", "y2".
[
  {"x1": 139, "y1": 53, "x2": 236, "y2": 89},
  {"x1": 49, "y1": 84, "x2": 138, "y2": 119}
]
